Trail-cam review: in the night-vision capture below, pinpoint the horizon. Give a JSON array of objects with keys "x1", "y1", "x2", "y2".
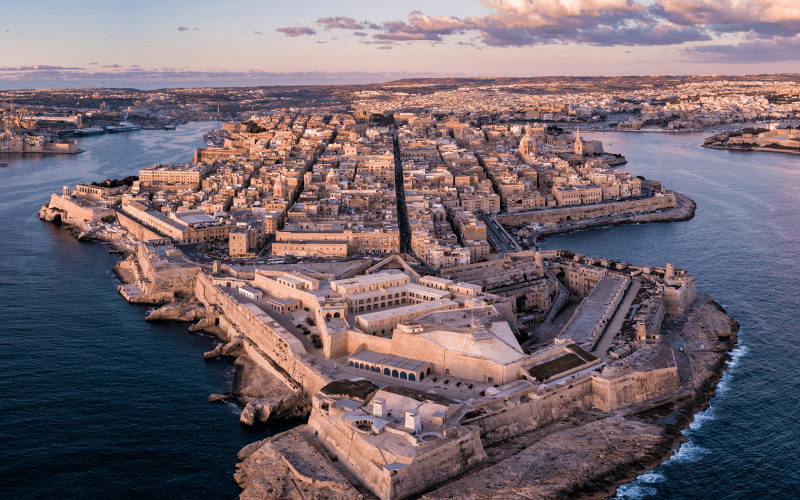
[{"x1": 3, "y1": 0, "x2": 800, "y2": 90}]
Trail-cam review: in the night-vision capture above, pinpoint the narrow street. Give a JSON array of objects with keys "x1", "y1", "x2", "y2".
[{"x1": 393, "y1": 129, "x2": 411, "y2": 253}]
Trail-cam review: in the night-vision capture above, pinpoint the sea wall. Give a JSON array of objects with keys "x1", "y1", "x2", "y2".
[
  {"x1": 47, "y1": 193, "x2": 115, "y2": 223},
  {"x1": 497, "y1": 193, "x2": 677, "y2": 227},
  {"x1": 194, "y1": 272, "x2": 332, "y2": 395}
]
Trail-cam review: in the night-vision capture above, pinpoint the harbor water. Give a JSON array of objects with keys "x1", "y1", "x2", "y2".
[{"x1": 1, "y1": 126, "x2": 798, "y2": 499}]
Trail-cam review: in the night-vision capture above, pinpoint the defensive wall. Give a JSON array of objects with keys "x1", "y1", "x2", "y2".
[
  {"x1": 116, "y1": 210, "x2": 164, "y2": 242},
  {"x1": 496, "y1": 193, "x2": 678, "y2": 227},
  {"x1": 592, "y1": 367, "x2": 680, "y2": 412},
  {"x1": 463, "y1": 363, "x2": 680, "y2": 445},
  {"x1": 194, "y1": 272, "x2": 332, "y2": 395},
  {"x1": 136, "y1": 242, "x2": 199, "y2": 295},
  {"x1": 48, "y1": 193, "x2": 115, "y2": 223},
  {"x1": 308, "y1": 403, "x2": 485, "y2": 500}
]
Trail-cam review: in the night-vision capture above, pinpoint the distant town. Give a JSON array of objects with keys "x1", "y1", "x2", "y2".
[{"x1": 30, "y1": 76, "x2": 749, "y2": 500}]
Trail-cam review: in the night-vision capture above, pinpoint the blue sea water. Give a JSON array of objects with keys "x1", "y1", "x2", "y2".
[
  {"x1": 1, "y1": 126, "x2": 797, "y2": 499},
  {"x1": 0, "y1": 123, "x2": 267, "y2": 499},
  {"x1": 538, "y1": 132, "x2": 800, "y2": 500}
]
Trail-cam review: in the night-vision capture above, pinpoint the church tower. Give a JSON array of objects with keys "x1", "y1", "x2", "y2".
[
  {"x1": 574, "y1": 128, "x2": 583, "y2": 156},
  {"x1": 519, "y1": 125, "x2": 534, "y2": 156}
]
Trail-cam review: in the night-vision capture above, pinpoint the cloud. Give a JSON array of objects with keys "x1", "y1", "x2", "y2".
[
  {"x1": 253, "y1": 31, "x2": 262, "y2": 35},
  {"x1": 338, "y1": 0, "x2": 800, "y2": 48},
  {"x1": 276, "y1": 26, "x2": 316, "y2": 37},
  {"x1": 193, "y1": 28, "x2": 199, "y2": 31},
  {"x1": 317, "y1": 16, "x2": 363, "y2": 30},
  {"x1": 0, "y1": 65, "x2": 83, "y2": 71},
  {"x1": 317, "y1": 41, "x2": 327, "y2": 44},
  {"x1": 353, "y1": 31, "x2": 368, "y2": 37},
  {"x1": 177, "y1": 26, "x2": 189, "y2": 32},
  {"x1": 378, "y1": 46, "x2": 392, "y2": 50},
  {"x1": 101, "y1": 64, "x2": 121, "y2": 68},
  {"x1": 89, "y1": 62, "x2": 98, "y2": 65},
  {"x1": 685, "y1": 35, "x2": 800, "y2": 63}
]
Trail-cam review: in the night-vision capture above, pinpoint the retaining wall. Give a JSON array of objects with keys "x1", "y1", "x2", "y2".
[{"x1": 497, "y1": 193, "x2": 677, "y2": 227}]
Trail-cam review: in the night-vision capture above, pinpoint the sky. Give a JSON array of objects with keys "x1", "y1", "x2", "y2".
[{"x1": 1, "y1": 0, "x2": 800, "y2": 89}]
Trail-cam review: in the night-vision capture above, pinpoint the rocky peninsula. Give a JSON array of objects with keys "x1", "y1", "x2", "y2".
[{"x1": 39, "y1": 181, "x2": 736, "y2": 500}]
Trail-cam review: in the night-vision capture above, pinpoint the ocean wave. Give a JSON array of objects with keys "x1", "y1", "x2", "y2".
[
  {"x1": 667, "y1": 440, "x2": 709, "y2": 464},
  {"x1": 616, "y1": 483, "x2": 658, "y2": 499},
  {"x1": 223, "y1": 400, "x2": 242, "y2": 415}
]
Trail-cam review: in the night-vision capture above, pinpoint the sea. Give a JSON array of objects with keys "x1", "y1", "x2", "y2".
[{"x1": 0, "y1": 125, "x2": 797, "y2": 499}]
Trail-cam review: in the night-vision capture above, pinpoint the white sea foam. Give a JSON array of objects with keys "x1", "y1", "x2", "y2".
[
  {"x1": 614, "y1": 338, "x2": 748, "y2": 499},
  {"x1": 636, "y1": 471, "x2": 665, "y2": 484},
  {"x1": 224, "y1": 400, "x2": 242, "y2": 415},
  {"x1": 668, "y1": 440, "x2": 709, "y2": 464},
  {"x1": 616, "y1": 483, "x2": 658, "y2": 499}
]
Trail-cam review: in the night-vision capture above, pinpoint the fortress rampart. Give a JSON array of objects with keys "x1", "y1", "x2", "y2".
[
  {"x1": 194, "y1": 272, "x2": 332, "y2": 395},
  {"x1": 497, "y1": 193, "x2": 678, "y2": 226}
]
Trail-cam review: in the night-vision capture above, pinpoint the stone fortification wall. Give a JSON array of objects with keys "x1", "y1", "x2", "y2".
[
  {"x1": 116, "y1": 211, "x2": 163, "y2": 241},
  {"x1": 497, "y1": 193, "x2": 677, "y2": 227},
  {"x1": 136, "y1": 243, "x2": 198, "y2": 295},
  {"x1": 591, "y1": 367, "x2": 680, "y2": 412},
  {"x1": 195, "y1": 273, "x2": 332, "y2": 395},
  {"x1": 308, "y1": 406, "x2": 485, "y2": 500},
  {"x1": 48, "y1": 193, "x2": 114, "y2": 223},
  {"x1": 346, "y1": 330, "x2": 395, "y2": 356},
  {"x1": 663, "y1": 278, "x2": 697, "y2": 316},
  {"x1": 465, "y1": 377, "x2": 595, "y2": 445}
]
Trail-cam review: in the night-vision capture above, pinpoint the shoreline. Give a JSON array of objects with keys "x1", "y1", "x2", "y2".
[
  {"x1": 40, "y1": 194, "x2": 739, "y2": 500},
  {"x1": 531, "y1": 191, "x2": 695, "y2": 247},
  {"x1": 702, "y1": 142, "x2": 800, "y2": 156}
]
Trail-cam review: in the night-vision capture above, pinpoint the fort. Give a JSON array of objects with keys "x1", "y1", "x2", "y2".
[
  {"x1": 86, "y1": 221, "x2": 733, "y2": 499},
  {"x1": 37, "y1": 164, "x2": 731, "y2": 499}
]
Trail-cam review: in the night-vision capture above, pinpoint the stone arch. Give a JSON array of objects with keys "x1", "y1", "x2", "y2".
[
  {"x1": 400, "y1": 372, "x2": 407, "y2": 380},
  {"x1": 349, "y1": 361, "x2": 354, "y2": 367},
  {"x1": 384, "y1": 368, "x2": 390, "y2": 376},
  {"x1": 427, "y1": 367, "x2": 431, "y2": 375},
  {"x1": 392, "y1": 369, "x2": 399, "y2": 378},
  {"x1": 359, "y1": 363, "x2": 364, "y2": 369},
  {"x1": 409, "y1": 373, "x2": 416, "y2": 382},
  {"x1": 334, "y1": 312, "x2": 340, "y2": 318}
]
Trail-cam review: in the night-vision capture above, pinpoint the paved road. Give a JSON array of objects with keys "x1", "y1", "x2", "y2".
[
  {"x1": 393, "y1": 130, "x2": 411, "y2": 254},
  {"x1": 481, "y1": 214, "x2": 521, "y2": 254}
]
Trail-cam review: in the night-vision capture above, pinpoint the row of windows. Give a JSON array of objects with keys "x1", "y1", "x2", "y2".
[{"x1": 348, "y1": 361, "x2": 431, "y2": 382}]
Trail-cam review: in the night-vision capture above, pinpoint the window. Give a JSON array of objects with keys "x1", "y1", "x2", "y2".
[
  {"x1": 392, "y1": 370, "x2": 399, "y2": 378},
  {"x1": 384, "y1": 368, "x2": 390, "y2": 376},
  {"x1": 349, "y1": 361, "x2": 354, "y2": 367},
  {"x1": 408, "y1": 374, "x2": 415, "y2": 381},
  {"x1": 400, "y1": 372, "x2": 407, "y2": 380}
]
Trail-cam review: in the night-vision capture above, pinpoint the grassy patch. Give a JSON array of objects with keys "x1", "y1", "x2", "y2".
[
  {"x1": 568, "y1": 343, "x2": 598, "y2": 362},
  {"x1": 527, "y1": 353, "x2": 586, "y2": 382}
]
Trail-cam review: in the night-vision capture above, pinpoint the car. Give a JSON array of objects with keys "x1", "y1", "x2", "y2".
[{"x1": 679, "y1": 347, "x2": 684, "y2": 352}]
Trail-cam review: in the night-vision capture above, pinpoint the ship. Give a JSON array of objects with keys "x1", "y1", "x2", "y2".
[
  {"x1": 72, "y1": 126, "x2": 106, "y2": 137},
  {"x1": 104, "y1": 120, "x2": 142, "y2": 133}
]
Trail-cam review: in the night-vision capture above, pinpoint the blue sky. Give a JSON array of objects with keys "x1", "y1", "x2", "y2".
[{"x1": 1, "y1": 1, "x2": 799, "y2": 89}]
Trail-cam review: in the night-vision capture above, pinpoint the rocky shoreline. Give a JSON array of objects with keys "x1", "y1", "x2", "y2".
[
  {"x1": 39, "y1": 198, "x2": 740, "y2": 500},
  {"x1": 532, "y1": 192, "x2": 696, "y2": 247},
  {"x1": 702, "y1": 142, "x2": 800, "y2": 156},
  {"x1": 233, "y1": 296, "x2": 738, "y2": 500}
]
